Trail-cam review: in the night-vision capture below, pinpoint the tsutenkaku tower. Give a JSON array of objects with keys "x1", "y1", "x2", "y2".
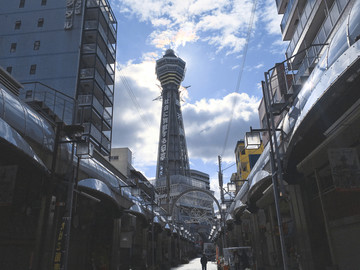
[{"x1": 155, "y1": 49, "x2": 190, "y2": 179}]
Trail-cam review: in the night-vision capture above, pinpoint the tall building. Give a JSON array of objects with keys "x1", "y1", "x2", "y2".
[
  {"x1": 189, "y1": 169, "x2": 211, "y2": 191},
  {"x1": 155, "y1": 50, "x2": 214, "y2": 238},
  {"x1": 0, "y1": 0, "x2": 117, "y2": 156},
  {"x1": 109, "y1": 147, "x2": 134, "y2": 177},
  {"x1": 155, "y1": 49, "x2": 190, "y2": 179}
]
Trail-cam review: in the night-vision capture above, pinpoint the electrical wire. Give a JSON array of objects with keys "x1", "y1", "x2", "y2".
[
  {"x1": 119, "y1": 70, "x2": 154, "y2": 130},
  {"x1": 220, "y1": 0, "x2": 258, "y2": 157}
]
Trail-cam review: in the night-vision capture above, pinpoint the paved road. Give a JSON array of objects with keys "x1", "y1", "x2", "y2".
[{"x1": 171, "y1": 257, "x2": 218, "y2": 270}]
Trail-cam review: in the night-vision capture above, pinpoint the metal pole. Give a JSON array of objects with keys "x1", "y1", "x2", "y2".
[
  {"x1": 221, "y1": 211, "x2": 227, "y2": 249},
  {"x1": 61, "y1": 142, "x2": 76, "y2": 270},
  {"x1": 218, "y1": 155, "x2": 225, "y2": 203},
  {"x1": 152, "y1": 191, "x2": 155, "y2": 269},
  {"x1": 217, "y1": 156, "x2": 226, "y2": 254},
  {"x1": 314, "y1": 170, "x2": 337, "y2": 268},
  {"x1": 262, "y1": 79, "x2": 289, "y2": 270}
]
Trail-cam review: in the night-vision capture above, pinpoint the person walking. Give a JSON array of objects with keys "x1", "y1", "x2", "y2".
[
  {"x1": 234, "y1": 251, "x2": 240, "y2": 270},
  {"x1": 240, "y1": 250, "x2": 250, "y2": 270},
  {"x1": 200, "y1": 254, "x2": 208, "y2": 270}
]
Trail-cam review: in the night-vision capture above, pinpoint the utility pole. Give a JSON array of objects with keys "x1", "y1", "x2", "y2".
[
  {"x1": 218, "y1": 155, "x2": 224, "y2": 203},
  {"x1": 217, "y1": 155, "x2": 227, "y2": 251},
  {"x1": 262, "y1": 79, "x2": 288, "y2": 270}
]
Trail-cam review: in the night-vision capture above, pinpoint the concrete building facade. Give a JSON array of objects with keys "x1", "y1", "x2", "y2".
[
  {"x1": 224, "y1": 1, "x2": 360, "y2": 270},
  {"x1": 0, "y1": 0, "x2": 117, "y2": 156}
]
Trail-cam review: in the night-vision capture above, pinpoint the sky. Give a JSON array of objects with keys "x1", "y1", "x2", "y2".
[{"x1": 109, "y1": 0, "x2": 288, "y2": 199}]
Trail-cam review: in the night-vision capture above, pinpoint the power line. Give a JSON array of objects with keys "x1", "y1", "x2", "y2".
[
  {"x1": 119, "y1": 70, "x2": 154, "y2": 130},
  {"x1": 221, "y1": 0, "x2": 258, "y2": 157}
]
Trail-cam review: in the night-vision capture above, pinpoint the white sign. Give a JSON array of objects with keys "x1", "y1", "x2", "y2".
[{"x1": 160, "y1": 98, "x2": 170, "y2": 162}]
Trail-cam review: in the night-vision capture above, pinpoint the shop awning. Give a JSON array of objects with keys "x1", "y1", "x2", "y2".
[
  {"x1": 233, "y1": 200, "x2": 247, "y2": 216},
  {"x1": 78, "y1": 178, "x2": 133, "y2": 211},
  {"x1": 0, "y1": 117, "x2": 49, "y2": 173},
  {"x1": 228, "y1": 181, "x2": 249, "y2": 219},
  {"x1": 247, "y1": 170, "x2": 272, "y2": 203},
  {"x1": 225, "y1": 213, "x2": 234, "y2": 223},
  {"x1": 125, "y1": 201, "x2": 147, "y2": 222}
]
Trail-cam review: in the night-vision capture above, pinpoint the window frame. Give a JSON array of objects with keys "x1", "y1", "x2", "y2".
[
  {"x1": 15, "y1": 20, "x2": 21, "y2": 30},
  {"x1": 33, "y1": 40, "x2": 40, "y2": 50},
  {"x1": 30, "y1": 64, "x2": 37, "y2": 75},
  {"x1": 10, "y1": 43, "x2": 17, "y2": 53},
  {"x1": 37, "y1": 18, "x2": 44, "y2": 27},
  {"x1": 6, "y1": 67, "x2": 13, "y2": 74}
]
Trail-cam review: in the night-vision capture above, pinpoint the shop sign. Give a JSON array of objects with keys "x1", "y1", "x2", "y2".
[
  {"x1": 159, "y1": 98, "x2": 169, "y2": 162},
  {"x1": 53, "y1": 221, "x2": 66, "y2": 270},
  {"x1": 328, "y1": 148, "x2": 360, "y2": 190},
  {"x1": 0, "y1": 165, "x2": 17, "y2": 205}
]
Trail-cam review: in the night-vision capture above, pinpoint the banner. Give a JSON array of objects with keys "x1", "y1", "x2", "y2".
[{"x1": 328, "y1": 148, "x2": 360, "y2": 190}]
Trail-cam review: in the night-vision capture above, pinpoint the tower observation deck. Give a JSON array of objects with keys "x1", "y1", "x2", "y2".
[{"x1": 155, "y1": 49, "x2": 190, "y2": 179}]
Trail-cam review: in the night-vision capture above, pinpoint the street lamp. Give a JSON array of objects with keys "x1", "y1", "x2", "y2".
[
  {"x1": 227, "y1": 182, "x2": 237, "y2": 193},
  {"x1": 53, "y1": 124, "x2": 90, "y2": 270},
  {"x1": 244, "y1": 131, "x2": 261, "y2": 149}
]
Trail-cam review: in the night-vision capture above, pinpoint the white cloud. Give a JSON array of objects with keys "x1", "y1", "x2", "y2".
[
  {"x1": 112, "y1": 59, "x2": 162, "y2": 175},
  {"x1": 117, "y1": 0, "x2": 259, "y2": 55},
  {"x1": 183, "y1": 92, "x2": 260, "y2": 162},
  {"x1": 261, "y1": 0, "x2": 283, "y2": 36},
  {"x1": 112, "y1": 57, "x2": 261, "y2": 178},
  {"x1": 254, "y1": 63, "x2": 264, "y2": 69},
  {"x1": 110, "y1": 0, "x2": 287, "y2": 179}
]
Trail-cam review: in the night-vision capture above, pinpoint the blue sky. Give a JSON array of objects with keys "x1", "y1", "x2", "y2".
[{"x1": 109, "y1": 0, "x2": 288, "y2": 198}]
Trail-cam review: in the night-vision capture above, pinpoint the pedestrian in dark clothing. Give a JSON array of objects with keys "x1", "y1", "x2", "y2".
[
  {"x1": 234, "y1": 251, "x2": 240, "y2": 270},
  {"x1": 240, "y1": 250, "x2": 250, "y2": 269},
  {"x1": 200, "y1": 254, "x2": 208, "y2": 270}
]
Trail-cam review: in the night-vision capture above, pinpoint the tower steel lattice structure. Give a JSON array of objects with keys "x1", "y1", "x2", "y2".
[
  {"x1": 155, "y1": 50, "x2": 214, "y2": 243},
  {"x1": 155, "y1": 49, "x2": 190, "y2": 179}
]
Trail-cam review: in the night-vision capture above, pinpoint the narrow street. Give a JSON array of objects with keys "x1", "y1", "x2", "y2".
[{"x1": 171, "y1": 258, "x2": 218, "y2": 270}]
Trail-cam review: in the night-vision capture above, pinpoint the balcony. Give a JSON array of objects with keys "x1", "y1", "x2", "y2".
[
  {"x1": 101, "y1": 132, "x2": 111, "y2": 152},
  {"x1": 276, "y1": 0, "x2": 289, "y2": 14},
  {"x1": 84, "y1": 20, "x2": 116, "y2": 60},
  {"x1": 79, "y1": 68, "x2": 113, "y2": 97},
  {"x1": 86, "y1": 0, "x2": 117, "y2": 41},
  {"x1": 82, "y1": 43, "x2": 115, "y2": 79},
  {"x1": 280, "y1": 0, "x2": 296, "y2": 34},
  {"x1": 83, "y1": 122, "x2": 102, "y2": 143},
  {"x1": 292, "y1": 0, "x2": 348, "y2": 82},
  {"x1": 79, "y1": 79, "x2": 113, "y2": 108},
  {"x1": 78, "y1": 94, "x2": 104, "y2": 117},
  {"x1": 103, "y1": 108, "x2": 112, "y2": 128},
  {"x1": 20, "y1": 82, "x2": 75, "y2": 125},
  {"x1": 285, "y1": 0, "x2": 320, "y2": 59},
  {"x1": 281, "y1": 0, "x2": 309, "y2": 41}
]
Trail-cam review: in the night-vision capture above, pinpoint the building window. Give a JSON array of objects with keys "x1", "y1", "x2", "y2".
[
  {"x1": 41, "y1": 0, "x2": 47, "y2": 5},
  {"x1": 34, "y1": 40, "x2": 40, "y2": 50},
  {"x1": 109, "y1": 155, "x2": 119, "y2": 161},
  {"x1": 15, "y1": 21, "x2": 21, "y2": 30},
  {"x1": 38, "y1": 18, "x2": 44, "y2": 27},
  {"x1": 10, "y1": 43, "x2": 17, "y2": 53},
  {"x1": 30, "y1": 64, "x2": 37, "y2": 75},
  {"x1": 6, "y1": 67, "x2": 12, "y2": 74},
  {"x1": 25, "y1": 90, "x2": 33, "y2": 99},
  {"x1": 19, "y1": 0, "x2": 25, "y2": 8}
]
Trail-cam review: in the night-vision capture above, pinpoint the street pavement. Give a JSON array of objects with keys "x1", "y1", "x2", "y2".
[{"x1": 171, "y1": 257, "x2": 218, "y2": 270}]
